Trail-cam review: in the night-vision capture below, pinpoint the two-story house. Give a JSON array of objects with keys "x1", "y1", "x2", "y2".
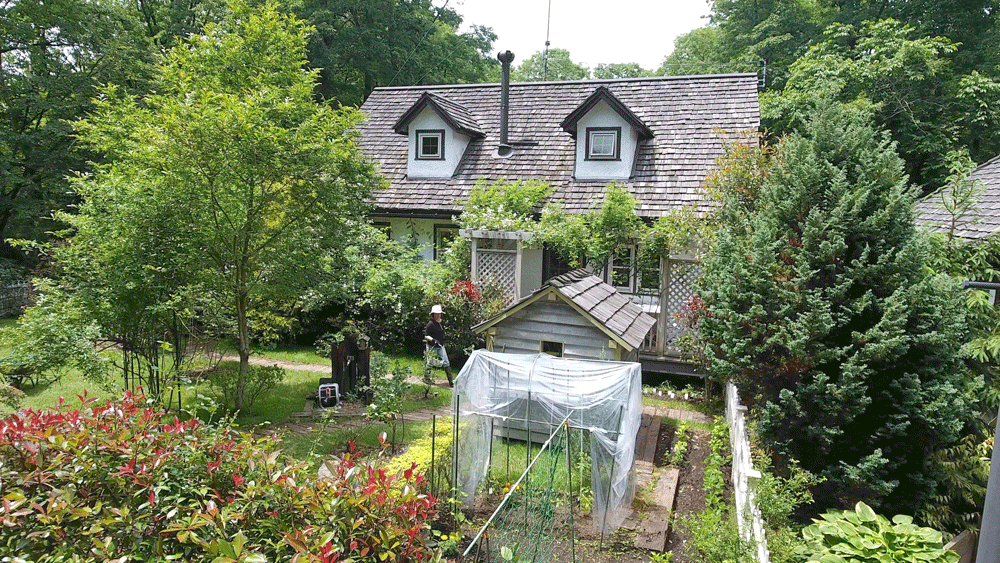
[{"x1": 356, "y1": 56, "x2": 760, "y2": 373}]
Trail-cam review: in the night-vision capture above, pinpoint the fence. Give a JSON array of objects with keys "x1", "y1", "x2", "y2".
[
  {"x1": 0, "y1": 282, "x2": 31, "y2": 317},
  {"x1": 724, "y1": 382, "x2": 770, "y2": 563}
]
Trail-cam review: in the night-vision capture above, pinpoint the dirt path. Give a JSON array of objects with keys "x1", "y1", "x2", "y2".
[{"x1": 220, "y1": 354, "x2": 434, "y2": 386}]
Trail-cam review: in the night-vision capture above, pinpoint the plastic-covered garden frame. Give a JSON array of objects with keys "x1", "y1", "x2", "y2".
[{"x1": 452, "y1": 350, "x2": 642, "y2": 534}]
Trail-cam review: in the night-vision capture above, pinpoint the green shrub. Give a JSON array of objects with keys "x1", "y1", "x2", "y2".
[
  {"x1": 422, "y1": 279, "x2": 506, "y2": 364},
  {"x1": 209, "y1": 363, "x2": 285, "y2": 417},
  {"x1": 0, "y1": 393, "x2": 439, "y2": 561},
  {"x1": 361, "y1": 258, "x2": 442, "y2": 355},
  {"x1": 798, "y1": 502, "x2": 959, "y2": 563}
]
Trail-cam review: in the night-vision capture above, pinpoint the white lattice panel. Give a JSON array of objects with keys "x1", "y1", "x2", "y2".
[
  {"x1": 477, "y1": 250, "x2": 517, "y2": 304},
  {"x1": 663, "y1": 260, "x2": 701, "y2": 351}
]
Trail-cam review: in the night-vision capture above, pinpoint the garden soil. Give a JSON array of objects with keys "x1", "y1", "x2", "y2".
[{"x1": 236, "y1": 354, "x2": 715, "y2": 562}]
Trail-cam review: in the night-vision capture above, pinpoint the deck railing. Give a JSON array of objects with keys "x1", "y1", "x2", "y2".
[{"x1": 625, "y1": 257, "x2": 701, "y2": 358}]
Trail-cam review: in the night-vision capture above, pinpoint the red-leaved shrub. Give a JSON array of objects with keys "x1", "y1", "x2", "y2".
[{"x1": 0, "y1": 393, "x2": 438, "y2": 562}]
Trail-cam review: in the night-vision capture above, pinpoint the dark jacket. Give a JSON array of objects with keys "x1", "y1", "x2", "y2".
[{"x1": 425, "y1": 319, "x2": 445, "y2": 346}]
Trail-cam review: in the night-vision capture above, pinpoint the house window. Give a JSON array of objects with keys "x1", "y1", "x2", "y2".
[
  {"x1": 542, "y1": 245, "x2": 577, "y2": 282},
  {"x1": 585, "y1": 127, "x2": 621, "y2": 161},
  {"x1": 434, "y1": 224, "x2": 458, "y2": 260},
  {"x1": 609, "y1": 245, "x2": 637, "y2": 292},
  {"x1": 416, "y1": 129, "x2": 445, "y2": 160},
  {"x1": 541, "y1": 340, "x2": 564, "y2": 357}
]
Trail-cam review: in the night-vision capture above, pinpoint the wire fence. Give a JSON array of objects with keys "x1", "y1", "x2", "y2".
[{"x1": 463, "y1": 414, "x2": 578, "y2": 563}]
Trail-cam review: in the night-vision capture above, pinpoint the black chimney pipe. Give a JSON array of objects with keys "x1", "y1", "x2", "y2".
[{"x1": 497, "y1": 50, "x2": 514, "y2": 157}]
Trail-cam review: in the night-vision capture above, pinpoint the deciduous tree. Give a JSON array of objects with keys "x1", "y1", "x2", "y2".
[
  {"x1": 294, "y1": 0, "x2": 497, "y2": 105},
  {"x1": 0, "y1": 0, "x2": 154, "y2": 260},
  {"x1": 512, "y1": 48, "x2": 588, "y2": 82},
  {"x1": 67, "y1": 0, "x2": 382, "y2": 414}
]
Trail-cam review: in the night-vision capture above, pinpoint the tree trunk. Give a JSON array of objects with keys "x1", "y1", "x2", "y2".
[{"x1": 235, "y1": 287, "x2": 250, "y2": 415}]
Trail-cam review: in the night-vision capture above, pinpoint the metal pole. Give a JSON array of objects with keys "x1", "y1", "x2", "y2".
[
  {"x1": 431, "y1": 415, "x2": 436, "y2": 497},
  {"x1": 960, "y1": 280, "x2": 1000, "y2": 563},
  {"x1": 600, "y1": 405, "x2": 625, "y2": 548},
  {"x1": 452, "y1": 395, "x2": 460, "y2": 515},
  {"x1": 565, "y1": 421, "x2": 576, "y2": 563},
  {"x1": 977, "y1": 402, "x2": 1000, "y2": 563}
]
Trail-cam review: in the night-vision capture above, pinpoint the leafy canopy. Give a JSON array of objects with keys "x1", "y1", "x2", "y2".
[{"x1": 66, "y1": 0, "x2": 383, "y2": 414}]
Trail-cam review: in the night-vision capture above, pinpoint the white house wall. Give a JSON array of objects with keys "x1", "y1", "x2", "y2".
[
  {"x1": 574, "y1": 101, "x2": 639, "y2": 181},
  {"x1": 407, "y1": 107, "x2": 471, "y2": 179},
  {"x1": 373, "y1": 217, "x2": 443, "y2": 261}
]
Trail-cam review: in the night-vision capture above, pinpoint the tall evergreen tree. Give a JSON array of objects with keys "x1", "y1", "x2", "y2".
[{"x1": 698, "y1": 102, "x2": 978, "y2": 514}]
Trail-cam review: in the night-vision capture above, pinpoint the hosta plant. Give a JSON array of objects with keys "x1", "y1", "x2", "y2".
[
  {"x1": 798, "y1": 502, "x2": 959, "y2": 563},
  {"x1": 0, "y1": 393, "x2": 439, "y2": 562}
]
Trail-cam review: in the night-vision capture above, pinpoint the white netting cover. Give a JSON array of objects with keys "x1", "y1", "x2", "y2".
[{"x1": 452, "y1": 350, "x2": 643, "y2": 534}]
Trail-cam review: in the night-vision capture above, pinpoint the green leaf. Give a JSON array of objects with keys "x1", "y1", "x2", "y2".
[{"x1": 855, "y1": 502, "x2": 877, "y2": 523}]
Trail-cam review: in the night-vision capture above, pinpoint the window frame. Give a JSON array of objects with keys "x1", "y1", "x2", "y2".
[
  {"x1": 585, "y1": 126, "x2": 621, "y2": 161},
  {"x1": 433, "y1": 223, "x2": 459, "y2": 260},
  {"x1": 415, "y1": 129, "x2": 446, "y2": 160},
  {"x1": 540, "y1": 340, "x2": 565, "y2": 357}
]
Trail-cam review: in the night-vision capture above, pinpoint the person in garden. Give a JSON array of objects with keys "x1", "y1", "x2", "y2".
[{"x1": 424, "y1": 305, "x2": 453, "y2": 386}]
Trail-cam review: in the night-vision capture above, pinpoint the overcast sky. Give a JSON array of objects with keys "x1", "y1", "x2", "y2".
[{"x1": 453, "y1": 0, "x2": 713, "y2": 71}]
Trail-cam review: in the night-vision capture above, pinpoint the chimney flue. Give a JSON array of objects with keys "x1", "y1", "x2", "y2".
[{"x1": 497, "y1": 50, "x2": 515, "y2": 157}]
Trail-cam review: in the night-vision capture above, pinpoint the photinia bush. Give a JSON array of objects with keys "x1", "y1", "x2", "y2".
[{"x1": 0, "y1": 393, "x2": 439, "y2": 562}]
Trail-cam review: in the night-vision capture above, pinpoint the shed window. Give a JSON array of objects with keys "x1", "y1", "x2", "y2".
[
  {"x1": 586, "y1": 127, "x2": 621, "y2": 161},
  {"x1": 416, "y1": 129, "x2": 445, "y2": 160},
  {"x1": 540, "y1": 340, "x2": 564, "y2": 357}
]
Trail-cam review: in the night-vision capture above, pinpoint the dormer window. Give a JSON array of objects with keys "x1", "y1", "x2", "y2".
[
  {"x1": 416, "y1": 130, "x2": 445, "y2": 160},
  {"x1": 586, "y1": 127, "x2": 621, "y2": 161}
]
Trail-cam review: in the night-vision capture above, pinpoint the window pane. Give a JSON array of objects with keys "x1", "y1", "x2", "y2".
[
  {"x1": 589, "y1": 130, "x2": 617, "y2": 158},
  {"x1": 420, "y1": 135, "x2": 439, "y2": 157}
]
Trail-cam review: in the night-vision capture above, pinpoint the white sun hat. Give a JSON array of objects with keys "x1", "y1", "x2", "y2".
[{"x1": 430, "y1": 304, "x2": 445, "y2": 315}]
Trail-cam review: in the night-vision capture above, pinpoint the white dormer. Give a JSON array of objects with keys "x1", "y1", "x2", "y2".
[
  {"x1": 393, "y1": 92, "x2": 483, "y2": 179},
  {"x1": 560, "y1": 87, "x2": 654, "y2": 181}
]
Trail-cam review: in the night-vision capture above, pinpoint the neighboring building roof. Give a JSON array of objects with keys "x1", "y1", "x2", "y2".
[
  {"x1": 916, "y1": 153, "x2": 1000, "y2": 240},
  {"x1": 392, "y1": 92, "x2": 484, "y2": 138},
  {"x1": 560, "y1": 86, "x2": 653, "y2": 140},
  {"x1": 474, "y1": 269, "x2": 656, "y2": 352},
  {"x1": 357, "y1": 73, "x2": 761, "y2": 219}
]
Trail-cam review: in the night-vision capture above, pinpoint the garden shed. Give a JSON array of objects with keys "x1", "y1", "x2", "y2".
[
  {"x1": 452, "y1": 349, "x2": 643, "y2": 535},
  {"x1": 473, "y1": 269, "x2": 656, "y2": 362}
]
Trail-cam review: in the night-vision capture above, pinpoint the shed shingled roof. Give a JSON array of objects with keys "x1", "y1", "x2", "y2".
[
  {"x1": 916, "y1": 153, "x2": 1000, "y2": 241},
  {"x1": 474, "y1": 269, "x2": 656, "y2": 351},
  {"x1": 357, "y1": 74, "x2": 761, "y2": 219}
]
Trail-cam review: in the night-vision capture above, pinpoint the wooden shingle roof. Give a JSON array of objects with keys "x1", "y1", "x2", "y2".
[
  {"x1": 357, "y1": 74, "x2": 761, "y2": 219},
  {"x1": 916, "y1": 153, "x2": 1000, "y2": 240},
  {"x1": 474, "y1": 269, "x2": 656, "y2": 351},
  {"x1": 392, "y1": 92, "x2": 484, "y2": 138}
]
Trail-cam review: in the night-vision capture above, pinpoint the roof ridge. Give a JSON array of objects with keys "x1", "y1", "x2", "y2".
[{"x1": 371, "y1": 72, "x2": 760, "y2": 93}]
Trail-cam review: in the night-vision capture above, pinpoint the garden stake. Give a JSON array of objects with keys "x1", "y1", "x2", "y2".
[
  {"x1": 565, "y1": 421, "x2": 576, "y2": 563},
  {"x1": 452, "y1": 394, "x2": 460, "y2": 517},
  {"x1": 600, "y1": 404, "x2": 625, "y2": 549},
  {"x1": 431, "y1": 415, "x2": 436, "y2": 498}
]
